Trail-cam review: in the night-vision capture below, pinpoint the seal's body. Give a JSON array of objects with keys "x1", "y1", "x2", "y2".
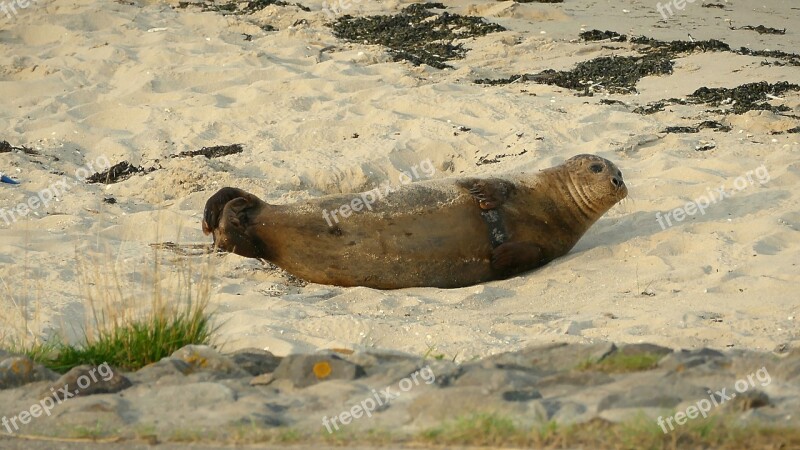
[{"x1": 202, "y1": 154, "x2": 627, "y2": 289}]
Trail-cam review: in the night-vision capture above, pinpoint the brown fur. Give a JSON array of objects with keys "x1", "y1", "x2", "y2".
[{"x1": 202, "y1": 154, "x2": 627, "y2": 289}]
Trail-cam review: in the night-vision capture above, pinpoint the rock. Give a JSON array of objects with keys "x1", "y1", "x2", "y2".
[
  {"x1": 724, "y1": 390, "x2": 770, "y2": 412},
  {"x1": 453, "y1": 366, "x2": 540, "y2": 393},
  {"x1": 658, "y1": 348, "x2": 729, "y2": 372},
  {"x1": 0, "y1": 356, "x2": 59, "y2": 389},
  {"x1": 271, "y1": 354, "x2": 366, "y2": 388},
  {"x1": 44, "y1": 364, "x2": 131, "y2": 400},
  {"x1": 408, "y1": 386, "x2": 546, "y2": 425},
  {"x1": 360, "y1": 360, "x2": 430, "y2": 387},
  {"x1": 544, "y1": 400, "x2": 588, "y2": 423},
  {"x1": 171, "y1": 345, "x2": 248, "y2": 377},
  {"x1": 229, "y1": 348, "x2": 282, "y2": 376},
  {"x1": 502, "y1": 389, "x2": 542, "y2": 402},
  {"x1": 129, "y1": 357, "x2": 193, "y2": 384},
  {"x1": 535, "y1": 370, "x2": 614, "y2": 397},
  {"x1": 597, "y1": 385, "x2": 683, "y2": 411},
  {"x1": 250, "y1": 373, "x2": 275, "y2": 386},
  {"x1": 483, "y1": 342, "x2": 616, "y2": 374},
  {"x1": 341, "y1": 349, "x2": 419, "y2": 372},
  {"x1": 618, "y1": 343, "x2": 673, "y2": 357}
]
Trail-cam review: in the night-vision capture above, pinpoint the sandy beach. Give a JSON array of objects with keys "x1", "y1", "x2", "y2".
[{"x1": 1, "y1": 0, "x2": 798, "y2": 363}]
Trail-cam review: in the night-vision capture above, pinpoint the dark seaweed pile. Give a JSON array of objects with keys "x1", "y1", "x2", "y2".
[
  {"x1": 734, "y1": 25, "x2": 786, "y2": 35},
  {"x1": 628, "y1": 32, "x2": 799, "y2": 66},
  {"x1": 630, "y1": 36, "x2": 731, "y2": 54},
  {"x1": 580, "y1": 30, "x2": 626, "y2": 42},
  {"x1": 479, "y1": 28, "x2": 800, "y2": 106},
  {"x1": 635, "y1": 81, "x2": 800, "y2": 116},
  {"x1": 330, "y1": 3, "x2": 505, "y2": 69},
  {"x1": 476, "y1": 55, "x2": 673, "y2": 94},
  {"x1": 580, "y1": 30, "x2": 799, "y2": 66},
  {"x1": 0, "y1": 140, "x2": 39, "y2": 156},
  {"x1": 771, "y1": 126, "x2": 800, "y2": 134},
  {"x1": 172, "y1": 144, "x2": 243, "y2": 159},
  {"x1": 87, "y1": 161, "x2": 148, "y2": 184},
  {"x1": 663, "y1": 120, "x2": 731, "y2": 134},
  {"x1": 176, "y1": 0, "x2": 309, "y2": 15},
  {"x1": 687, "y1": 81, "x2": 799, "y2": 114}
]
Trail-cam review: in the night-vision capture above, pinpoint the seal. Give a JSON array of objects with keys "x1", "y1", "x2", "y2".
[{"x1": 202, "y1": 154, "x2": 627, "y2": 289}]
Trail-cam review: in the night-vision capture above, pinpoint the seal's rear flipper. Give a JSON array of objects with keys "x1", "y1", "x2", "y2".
[
  {"x1": 215, "y1": 194, "x2": 268, "y2": 258},
  {"x1": 457, "y1": 178, "x2": 516, "y2": 210},
  {"x1": 203, "y1": 187, "x2": 254, "y2": 236},
  {"x1": 491, "y1": 241, "x2": 544, "y2": 275}
]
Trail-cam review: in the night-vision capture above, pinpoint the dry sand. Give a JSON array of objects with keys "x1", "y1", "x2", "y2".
[{"x1": 1, "y1": 0, "x2": 798, "y2": 361}]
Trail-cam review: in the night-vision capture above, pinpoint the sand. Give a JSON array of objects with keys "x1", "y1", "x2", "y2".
[{"x1": 0, "y1": 0, "x2": 798, "y2": 361}]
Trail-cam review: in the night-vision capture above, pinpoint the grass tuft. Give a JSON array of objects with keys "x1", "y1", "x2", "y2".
[{"x1": 2, "y1": 239, "x2": 217, "y2": 373}]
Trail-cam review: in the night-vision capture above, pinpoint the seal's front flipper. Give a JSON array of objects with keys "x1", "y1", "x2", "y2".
[
  {"x1": 203, "y1": 187, "x2": 254, "y2": 235},
  {"x1": 491, "y1": 241, "x2": 544, "y2": 275},
  {"x1": 456, "y1": 178, "x2": 516, "y2": 210}
]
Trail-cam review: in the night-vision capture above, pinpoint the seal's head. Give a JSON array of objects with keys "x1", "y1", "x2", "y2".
[{"x1": 562, "y1": 154, "x2": 628, "y2": 217}]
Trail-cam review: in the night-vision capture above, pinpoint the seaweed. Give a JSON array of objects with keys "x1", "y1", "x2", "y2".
[
  {"x1": 687, "y1": 81, "x2": 799, "y2": 114},
  {"x1": 330, "y1": 3, "x2": 505, "y2": 69},
  {"x1": 0, "y1": 140, "x2": 39, "y2": 156},
  {"x1": 663, "y1": 120, "x2": 731, "y2": 133},
  {"x1": 172, "y1": 144, "x2": 244, "y2": 159},
  {"x1": 733, "y1": 25, "x2": 786, "y2": 35},
  {"x1": 630, "y1": 36, "x2": 731, "y2": 54},
  {"x1": 176, "y1": 0, "x2": 310, "y2": 15},
  {"x1": 86, "y1": 161, "x2": 149, "y2": 184},
  {"x1": 770, "y1": 126, "x2": 800, "y2": 135},
  {"x1": 580, "y1": 30, "x2": 626, "y2": 42},
  {"x1": 476, "y1": 54, "x2": 673, "y2": 94}
]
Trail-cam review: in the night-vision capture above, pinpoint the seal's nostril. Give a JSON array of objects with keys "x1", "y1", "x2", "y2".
[{"x1": 611, "y1": 177, "x2": 622, "y2": 187}]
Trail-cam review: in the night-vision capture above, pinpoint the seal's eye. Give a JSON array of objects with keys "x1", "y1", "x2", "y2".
[{"x1": 589, "y1": 164, "x2": 604, "y2": 173}]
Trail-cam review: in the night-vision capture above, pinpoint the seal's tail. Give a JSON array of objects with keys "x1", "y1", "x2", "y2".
[{"x1": 202, "y1": 187, "x2": 255, "y2": 236}]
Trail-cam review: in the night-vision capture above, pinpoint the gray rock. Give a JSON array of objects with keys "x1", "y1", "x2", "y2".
[
  {"x1": 229, "y1": 348, "x2": 282, "y2": 376},
  {"x1": 658, "y1": 348, "x2": 730, "y2": 372},
  {"x1": 360, "y1": 360, "x2": 429, "y2": 386},
  {"x1": 407, "y1": 386, "x2": 542, "y2": 424},
  {"x1": 483, "y1": 342, "x2": 616, "y2": 374},
  {"x1": 722, "y1": 389, "x2": 770, "y2": 412},
  {"x1": 128, "y1": 357, "x2": 193, "y2": 384},
  {"x1": 776, "y1": 351, "x2": 800, "y2": 382},
  {"x1": 43, "y1": 364, "x2": 131, "y2": 400},
  {"x1": 171, "y1": 345, "x2": 248, "y2": 377},
  {"x1": 341, "y1": 349, "x2": 419, "y2": 371},
  {"x1": 453, "y1": 366, "x2": 539, "y2": 393},
  {"x1": 272, "y1": 354, "x2": 365, "y2": 388},
  {"x1": 545, "y1": 400, "x2": 588, "y2": 423},
  {"x1": 0, "y1": 356, "x2": 59, "y2": 389},
  {"x1": 536, "y1": 370, "x2": 614, "y2": 389},
  {"x1": 618, "y1": 343, "x2": 673, "y2": 357},
  {"x1": 501, "y1": 389, "x2": 542, "y2": 402},
  {"x1": 597, "y1": 385, "x2": 683, "y2": 411}
]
